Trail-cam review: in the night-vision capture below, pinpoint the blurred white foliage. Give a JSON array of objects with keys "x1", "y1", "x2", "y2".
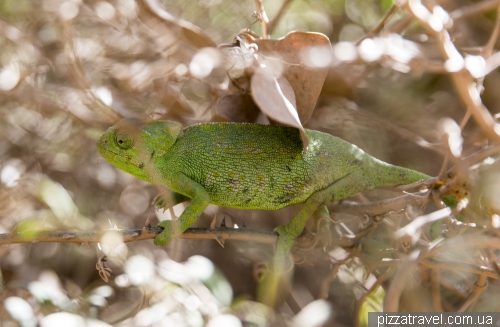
[
  {"x1": 95, "y1": 1, "x2": 116, "y2": 20},
  {"x1": 92, "y1": 87, "x2": 113, "y2": 106},
  {"x1": 59, "y1": 0, "x2": 81, "y2": 21},
  {"x1": 185, "y1": 255, "x2": 215, "y2": 281},
  {"x1": 333, "y1": 42, "x2": 357, "y2": 62},
  {"x1": 36, "y1": 178, "x2": 79, "y2": 219},
  {"x1": 40, "y1": 312, "x2": 111, "y2": 327},
  {"x1": 465, "y1": 55, "x2": 486, "y2": 78},
  {"x1": 206, "y1": 314, "x2": 242, "y2": 327},
  {"x1": 4, "y1": 297, "x2": 37, "y2": 327},
  {"x1": 125, "y1": 255, "x2": 155, "y2": 285},
  {"x1": 0, "y1": 63, "x2": 21, "y2": 91},
  {"x1": 439, "y1": 117, "x2": 463, "y2": 157},
  {"x1": 292, "y1": 300, "x2": 331, "y2": 327},
  {"x1": 301, "y1": 45, "x2": 332, "y2": 68},
  {"x1": 1, "y1": 159, "x2": 24, "y2": 187},
  {"x1": 190, "y1": 48, "x2": 221, "y2": 78}
]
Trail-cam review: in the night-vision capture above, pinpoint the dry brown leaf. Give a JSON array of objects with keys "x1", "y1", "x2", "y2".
[
  {"x1": 254, "y1": 32, "x2": 331, "y2": 123},
  {"x1": 251, "y1": 67, "x2": 309, "y2": 150},
  {"x1": 320, "y1": 67, "x2": 355, "y2": 99},
  {"x1": 216, "y1": 93, "x2": 260, "y2": 123},
  {"x1": 137, "y1": 0, "x2": 216, "y2": 49}
]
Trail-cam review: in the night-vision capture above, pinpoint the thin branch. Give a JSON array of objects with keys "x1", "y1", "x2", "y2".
[
  {"x1": 356, "y1": 4, "x2": 399, "y2": 46},
  {"x1": 430, "y1": 268, "x2": 443, "y2": 312},
  {"x1": 450, "y1": 0, "x2": 500, "y2": 21},
  {"x1": 477, "y1": 3, "x2": 500, "y2": 93},
  {"x1": 254, "y1": 0, "x2": 269, "y2": 39},
  {"x1": 0, "y1": 227, "x2": 278, "y2": 245},
  {"x1": 420, "y1": 260, "x2": 498, "y2": 280},
  {"x1": 329, "y1": 193, "x2": 428, "y2": 217},
  {"x1": 405, "y1": 0, "x2": 500, "y2": 143},
  {"x1": 319, "y1": 255, "x2": 352, "y2": 299},
  {"x1": 268, "y1": 0, "x2": 293, "y2": 35}
]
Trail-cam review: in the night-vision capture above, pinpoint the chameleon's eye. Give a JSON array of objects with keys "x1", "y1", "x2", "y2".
[{"x1": 114, "y1": 131, "x2": 134, "y2": 149}]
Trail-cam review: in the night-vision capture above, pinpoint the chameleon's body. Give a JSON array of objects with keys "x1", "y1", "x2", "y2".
[{"x1": 97, "y1": 118, "x2": 430, "y2": 256}]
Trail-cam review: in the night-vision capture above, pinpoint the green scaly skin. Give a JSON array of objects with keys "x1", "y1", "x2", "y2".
[{"x1": 96, "y1": 118, "x2": 442, "y2": 257}]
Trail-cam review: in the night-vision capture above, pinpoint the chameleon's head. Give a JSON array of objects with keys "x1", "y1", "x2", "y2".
[{"x1": 96, "y1": 118, "x2": 182, "y2": 183}]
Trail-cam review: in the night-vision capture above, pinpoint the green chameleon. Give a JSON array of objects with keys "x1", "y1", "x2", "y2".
[{"x1": 96, "y1": 118, "x2": 451, "y2": 257}]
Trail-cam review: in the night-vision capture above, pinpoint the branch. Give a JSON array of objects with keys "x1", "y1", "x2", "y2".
[
  {"x1": 356, "y1": 3, "x2": 399, "y2": 46},
  {"x1": 405, "y1": 0, "x2": 500, "y2": 143},
  {"x1": 254, "y1": 0, "x2": 269, "y2": 39},
  {"x1": 0, "y1": 226, "x2": 278, "y2": 245},
  {"x1": 329, "y1": 193, "x2": 428, "y2": 216},
  {"x1": 268, "y1": 0, "x2": 293, "y2": 35},
  {"x1": 450, "y1": 0, "x2": 500, "y2": 21}
]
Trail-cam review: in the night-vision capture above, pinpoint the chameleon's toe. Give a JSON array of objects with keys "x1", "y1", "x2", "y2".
[
  {"x1": 154, "y1": 220, "x2": 173, "y2": 246},
  {"x1": 153, "y1": 193, "x2": 170, "y2": 210}
]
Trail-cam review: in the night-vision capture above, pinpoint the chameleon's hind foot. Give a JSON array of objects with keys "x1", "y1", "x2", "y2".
[{"x1": 154, "y1": 220, "x2": 181, "y2": 245}]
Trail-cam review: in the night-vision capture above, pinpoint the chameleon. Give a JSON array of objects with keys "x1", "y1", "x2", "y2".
[{"x1": 96, "y1": 118, "x2": 451, "y2": 257}]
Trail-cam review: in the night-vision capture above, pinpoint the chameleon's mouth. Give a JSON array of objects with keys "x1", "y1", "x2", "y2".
[{"x1": 96, "y1": 139, "x2": 145, "y2": 169}]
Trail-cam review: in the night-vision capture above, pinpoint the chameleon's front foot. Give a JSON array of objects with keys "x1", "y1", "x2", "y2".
[
  {"x1": 154, "y1": 191, "x2": 189, "y2": 211},
  {"x1": 154, "y1": 220, "x2": 180, "y2": 246}
]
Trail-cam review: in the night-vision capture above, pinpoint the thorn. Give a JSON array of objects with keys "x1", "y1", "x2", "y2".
[
  {"x1": 221, "y1": 217, "x2": 227, "y2": 227},
  {"x1": 242, "y1": 222, "x2": 246, "y2": 228},
  {"x1": 214, "y1": 235, "x2": 225, "y2": 248},
  {"x1": 145, "y1": 213, "x2": 152, "y2": 228},
  {"x1": 210, "y1": 215, "x2": 217, "y2": 229}
]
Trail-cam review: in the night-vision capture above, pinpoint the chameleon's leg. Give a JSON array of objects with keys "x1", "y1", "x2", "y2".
[
  {"x1": 154, "y1": 174, "x2": 210, "y2": 246},
  {"x1": 154, "y1": 189, "x2": 191, "y2": 211},
  {"x1": 275, "y1": 174, "x2": 367, "y2": 257}
]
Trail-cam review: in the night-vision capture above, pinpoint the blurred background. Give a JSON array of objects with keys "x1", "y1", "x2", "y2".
[{"x1": 1, "y1": 0, "x2": 500, "y2": 326}]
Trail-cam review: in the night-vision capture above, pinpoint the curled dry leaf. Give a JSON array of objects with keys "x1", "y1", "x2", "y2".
[
  {"x1": 254, "y1": 31, "x2": 331, "y2": 123},
  {"x1": 96, "y1": 256, "x2": 112, "y2": 283},
  {"x1": 251, "y1": 67, "x2": 309, "y2": 150}
]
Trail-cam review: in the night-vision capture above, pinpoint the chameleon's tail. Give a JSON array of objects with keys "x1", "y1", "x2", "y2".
[
  {"x1": 368, "y1": 157, "x2": 430, "y2": 188},
  {"x1": 369, "y1": 157, "x2": 457, "y2": 208}
]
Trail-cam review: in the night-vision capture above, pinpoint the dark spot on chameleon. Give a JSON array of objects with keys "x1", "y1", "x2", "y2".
[
  {"x1": 243, "y1": 188, "x2": 249, "y2": 194},
  {"x1": 286, "y1": 166, "x2": 291, "y2": 172},
  {"x1": 399, "y1": 172, "x2": 405, "y2": 178},
  {"x1": 245, "y1": 198, "x2": 251, "y2": 204},
  {"x1": 274, "y1": 193, "x2": 293, "y2": 205},
  {"x1": 455, "y1": 190, "x2": 459, "y2": 194},
  {"x1": 349, "y1": 158, "x2": 360, "y2": 166},
  {"x1": 150, "y1": 150, "x2": 155, "y2": 160},
  {"x1": 462, "y1": 183, "x2": 466, "y2": 187},
  {"x1": 464, "y1": 192, "x2": 469, "y2": 196},
  {"x1": 138, "y1": 162, "x2": 145, "y2": 169}
]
